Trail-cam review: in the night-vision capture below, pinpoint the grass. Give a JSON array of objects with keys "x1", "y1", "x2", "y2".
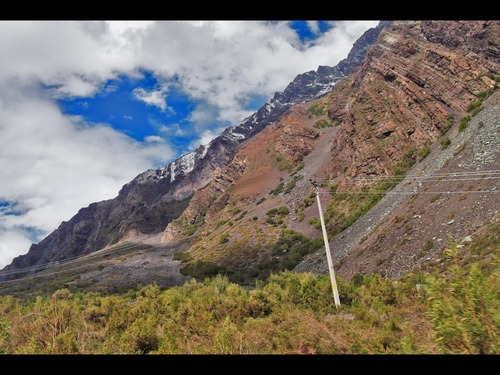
[
  {"x1": 2, "y1": 247, "x2": 500, "y2": 354},
  {"x1": 418, "y1": 145, "x2": 431, "y2": 161}
]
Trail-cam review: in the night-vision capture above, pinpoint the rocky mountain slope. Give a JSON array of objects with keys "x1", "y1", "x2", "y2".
[
  {"x1": 160, "y1": 20, "x2": 500, "y2": 284},
  {"x1": 295, "y1": 20, "x2": 500, "y2": 280},
  {"x1": 0, "y1": 21, "x2": 391, "y2": 281}
]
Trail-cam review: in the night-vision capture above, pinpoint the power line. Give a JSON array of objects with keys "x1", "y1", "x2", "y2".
[
  {"x1": 0, "y1": 246, "x2": 157, "y2": 285},
  {"x1": 0, "y1": 242, "x2": 180, "y2": 281},
  {"x1": 320, "y1": 189, "x2": 499, "y2": 195},
  {"x1": 309, "y1": 170, "x2": 500, "y2": 184},
  {"x1": 308, "y1": 168, "x2": 500, "y2": 194},
  {"x1": 0, "y1": 241, "x2": 148, "y2": 276},
  {"x1": 310, "y1": 169, "x2": 500, "y2": 179}
]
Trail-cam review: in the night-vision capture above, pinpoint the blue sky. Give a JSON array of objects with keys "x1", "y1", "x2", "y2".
[
  {"x1": 55, "y1": 21, "x2": 343, "y2": 157},
  {"x1": 0, "y1": 20, "x2": 379, "y2": 267},
  {"x1": 57, "y1": 72, "x2": 194, "y2": 150}
]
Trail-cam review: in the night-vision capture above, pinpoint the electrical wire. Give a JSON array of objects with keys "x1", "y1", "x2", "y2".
[
  {"x1": 318, "y1": 190, "x2": 500, "y2": 195},
  {"x1": 0, "y1": 241, "x2": 147, "y2": 276},
  {"x1": 309, "y1": 170, "x2": 500, "y2": 184},
  {"x1": 0, "y1": 240, "x2": 187, "y2": 282},
  {"x1": 0, "y1": 244, "x2": 162, "y2": 285},
  {"x1": 308, "y1": 169, "x2": 500, "y2": 194}
]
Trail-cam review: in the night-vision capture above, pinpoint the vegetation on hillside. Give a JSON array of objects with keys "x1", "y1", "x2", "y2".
[
  {"x1": 1, "y1": 247, "x2": 499, "y2": 354},
  {"x1": 306, "y1": 147, "x2": 420, "y2": 241}
]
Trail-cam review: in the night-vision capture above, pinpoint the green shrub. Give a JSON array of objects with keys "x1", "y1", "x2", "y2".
[
  {"x1": 277, "y1": 206, "x2": 290, "y2": 216},
  {"x1": 173, "y1": 251, "x2": 191, "y2": 262},
  {"x1": 440, "y1": 137, "x2": 451, "y2": 149},
  {"x1": 458, "y1": 115, "x2": 471, "y2": 132},
  {"x1": 430, "y1": 194, "x2": 441, "y2": 203},
  {"x1": 418, "y1": 145, "x2": 431, "y2": 161},
  {"x1": 308, "y1": 216, "x2": 321, "y2": 230},
  {"x1": 219, "y1": 233, "x2": 229, "y2": 244},
  {"x1": 303, "y1": 192, "x2": 316, "y2": 207},
  {"x1": 427, "y1": 248, "x2": 500, "y2": 354},
  {"x1": 307, "y1": 102, "x2": 327, "y2": 118},
  {"x1": 269, "y1": 182, "x2": 284, "y2": 196},
  {"x1": 256, "y1": 197, "x2": 266, "y2": 205},
  {"x1": 313, "y1": 119, "x2": 333, "y2": 129},
  {"x1": 284, "y1": 179, "x2": 296, "y2": 194},
  {"x1": 441, "y1": 114, "x2": 454, "y2": 135},
  {"x1": 392, "y1": 147, "x2": 417, "y2": 176}
]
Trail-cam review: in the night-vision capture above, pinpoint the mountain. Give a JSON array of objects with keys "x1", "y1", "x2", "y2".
[
  {"x1": 3, "y1": 21, "x2": 500, "y2": 292},
  {"x1": 0, "y1": 21, "x2": 392, "y2": 281},
  {"x1": 159, "y1": 20, "x2": 500, "y2": 284},
  {"x1": 295, "y1": 20, "x2": 500, "y2": 280}
]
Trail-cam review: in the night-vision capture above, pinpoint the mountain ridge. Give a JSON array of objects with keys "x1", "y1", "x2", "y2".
[{"x1": 0, "y1": 21, "x2": 392, "y2": 280}]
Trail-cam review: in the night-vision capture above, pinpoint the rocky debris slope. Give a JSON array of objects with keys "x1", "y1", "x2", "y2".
[{"x1": 295, "y1": 90, "x2": 500, "y2": 281}]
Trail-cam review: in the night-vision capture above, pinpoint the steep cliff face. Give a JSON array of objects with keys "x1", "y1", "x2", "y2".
[
  {"x1": 324, "y1": 21, "x2": 500, "y2": 181},
  {"x1": 0, "y1": 21, "x2": 391, "y2": 279},
  {"x1": 295, "y1": 20, "x2": 500, "y2": 281}
]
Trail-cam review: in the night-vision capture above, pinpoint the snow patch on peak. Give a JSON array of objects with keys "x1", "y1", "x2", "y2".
[{"x1": 170, "y1": 151, "x2": 196, "y2": 183}]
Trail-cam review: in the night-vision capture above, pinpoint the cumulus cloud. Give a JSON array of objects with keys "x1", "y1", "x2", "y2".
[
  {"x1": 144, "y1": 135, "x2": 166, "y2": 143},
  {"x1": 0, "y1": 20, "x2": 379, "y2": 268},
  {"x1": 0, "y1": 81, "x2": 175, "y2": 268},
  {"x1": 132, "y1": 87, "x2": 173, "y2": 113}
]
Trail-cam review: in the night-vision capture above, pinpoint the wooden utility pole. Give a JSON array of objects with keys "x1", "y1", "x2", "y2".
[{"x1": 310, "y1": 180, "x2": 341, "y2": 308}]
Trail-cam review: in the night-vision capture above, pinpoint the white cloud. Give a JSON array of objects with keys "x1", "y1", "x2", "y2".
[
  {"x1": 0, "y1": 20, "x2": 379, "y2": 268},
  {"x1": 306, "y1": 21, "x2": 321, "y2": 36},
  {"x1": 159, "y1": 123, "x2": 185, "y2": 137},
  {"x1": 132, "y1": 87, "x2": 173, "y2": 113},
  {"x1": 0, "y1": 82, "x2": 175, "y2": 268},
  {"x1": 144, "y1": 135, "x2": 166, "y2": 143},
  {"x1": 0, "y1": 229, "x2": 33, "y2": 271},
  {"x1": 189, "y1": 128, "x2": 225, "y2": 150}
]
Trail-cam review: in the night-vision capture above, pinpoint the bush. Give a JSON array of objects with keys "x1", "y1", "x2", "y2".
[
  {"x1": 269, "y1": 182, "x2": 284, "y2": 196},
  {"x1": 427, "y1": 248, "x2": 500, "y2": 354},
  {"x1": 458, "y1": 115, "x2": 471, "y2": 132},
  {"x1": 313, "y1": 119, "x2": 333, "y2": 129},
  {"x1": 440, "y1": 137, "x2": 451, "y2": 149},
  {"x1": 307, "y1": 102, "x2": 327, "y2": 118},
  {"x1": 418, "y1": 145, "x2": 431, "y2": 161},
  {"x1": 173, "y1": 251, "x2": 191, "y2": 262},
  {"x1": 267, "y1": 206, "x2": 289, "y2": 218},
  {"x1": 277, "y1": 206, "x2": 290, "y2": 216},
  {"x1": 441, "y1": 114, "x2": 454, "y2": 135},
  {"x1": 219, "y1": 233, "x2": 229, "y2": 244}
]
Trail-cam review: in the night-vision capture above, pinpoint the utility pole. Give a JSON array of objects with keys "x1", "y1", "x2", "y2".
[{"x1": 310, "y1": 180, "x2": 341, "y2": 308}]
